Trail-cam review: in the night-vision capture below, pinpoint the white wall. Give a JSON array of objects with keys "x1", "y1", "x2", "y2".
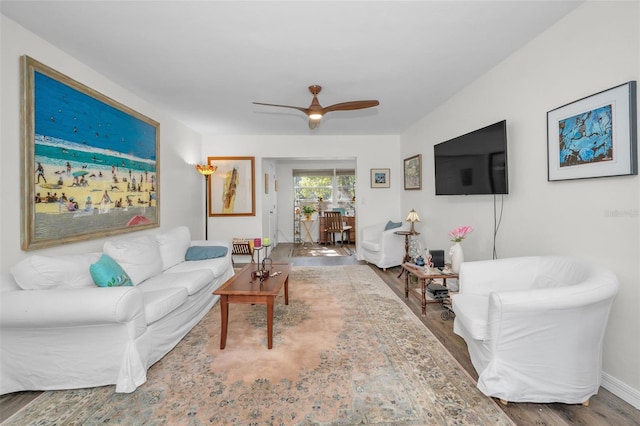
[
  {"x1": 401, "y1": 2, "x2": 640, "y2": 407},
  {"x1": 201, "y1": 135, "x2": 402, "y2": 252},
  {"x1": 0, "y1": 16, "x2": 203, "y2": 272}
]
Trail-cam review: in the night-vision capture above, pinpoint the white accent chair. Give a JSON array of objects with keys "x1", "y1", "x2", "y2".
[
  {"x1": 360, "y1": 222, "x2": 411, "y2": 270},
  {"x1": 451, "y1": 256, "x2": 619, "y2": 405}
]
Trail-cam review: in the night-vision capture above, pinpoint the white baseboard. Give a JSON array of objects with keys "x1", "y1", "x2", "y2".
[{"x1": 602, "y1": 372, "x2": 640, "y2": 410}]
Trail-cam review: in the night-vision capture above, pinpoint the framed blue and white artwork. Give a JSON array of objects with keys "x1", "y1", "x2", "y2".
[
  {"x1": 21, "y1": 56, "x2": 160, "y2": 250},
  {"x1": 547, "y1": 81, "x2": 637, "y2": 181}
]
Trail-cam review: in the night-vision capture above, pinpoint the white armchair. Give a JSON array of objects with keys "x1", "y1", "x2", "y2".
[
  {"x1": 360, "y1": 222, "x2": 411, "y2": 270},
  {"x1": 451, "y1": 256, "x2": 619, "y2": 405}
]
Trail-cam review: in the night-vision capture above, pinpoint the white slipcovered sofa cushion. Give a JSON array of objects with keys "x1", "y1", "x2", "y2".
[
  {"x1": 10, "y1": 253, "x2": 101, "y2": 290},
  {"x1": 143, "y1": 288, "x2": 188, "y2": 325},
  {"x1": 450, "y1": 294, "x2": 488, "y2": 340},
  {"x1": 104, "y1": 235, "x2": 163, "y2": 285},
  {"x1": 138, "y1": 269, "x2": 214, "y2": 296},
  {"x1": 156, "y1": 226, "x2": 191, "y2": 271}
]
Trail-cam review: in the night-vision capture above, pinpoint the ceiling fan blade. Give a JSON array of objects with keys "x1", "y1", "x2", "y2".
[
  {"x1": 308, "y1": 118, "x2": 321, "y2": 130},
  {"x1": 253, "y1": 102, "x2": 310, "y2": 115},
  {"x1": 322, "y1": 100, "x2": 379, "y2": 114}
]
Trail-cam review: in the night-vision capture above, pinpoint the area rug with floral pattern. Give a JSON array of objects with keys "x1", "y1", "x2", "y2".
[
  {"x1": 5, "y1": 265, "x2": 513, "y2": 425},
  {"x1": 290, "y1": 244, "x2": 352, "y2": 257}
]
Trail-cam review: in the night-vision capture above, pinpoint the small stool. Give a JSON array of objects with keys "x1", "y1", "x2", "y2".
[{"x1": 231, "y1": 240, "x2": 254, "y2": 264}]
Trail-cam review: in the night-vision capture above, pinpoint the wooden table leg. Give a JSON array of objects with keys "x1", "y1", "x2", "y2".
[
  {"x1": 403, "y1": 235, "x2": 410, "y2": 263},
  {"x1": 219, "y1": 295, "x2": 229, "y2": 349},
  {"x1": 266, "y1": 297, "x2": 274, "y2": 349},
  {"x1": 404, "y1": 267, "x2": 409, "y2": 298},
  {"x1": 284, "y1": 276, "x2": 289, "y2": 305},
  {"x1": 421, "y1": 278, "x2": 428, "y2": 315}
]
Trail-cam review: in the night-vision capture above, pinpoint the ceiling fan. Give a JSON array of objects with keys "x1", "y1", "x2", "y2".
[{"x1": 253, "y1": 85, "x2": 379, "y2": 129}]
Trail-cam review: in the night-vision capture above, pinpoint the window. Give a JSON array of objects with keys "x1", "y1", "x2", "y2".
[
  {"x1": 293, "y1": 169, "x2": 355, "y2": 206},
  {"x1": 292, "y1": 168, "x2": 356, "y2": 243}
]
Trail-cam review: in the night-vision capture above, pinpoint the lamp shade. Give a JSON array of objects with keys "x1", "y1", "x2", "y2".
[
  {"x1": 195, "y1": 164, "x2": 217, "y2": 176},
  {"x1": 406, "y1": 209, "x2": 420, "y2": 234},
  {"x1": 406, "y1": 209, "x2": 420, "y2": 223}
]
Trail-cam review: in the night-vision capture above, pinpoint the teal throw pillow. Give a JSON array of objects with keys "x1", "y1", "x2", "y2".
[
  {"x1": 384, "y1": 220, "x2": 402, "y2": 231},
  {"x1": 185, "y1": 246, "x2": 228, "y2": 261},
  {"x1": 90, "y1": 254, "x2": 132, "y2": 287}
]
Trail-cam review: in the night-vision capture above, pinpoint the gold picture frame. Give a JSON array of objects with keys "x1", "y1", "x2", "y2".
[
  {"x1": 208, "y1": 156, "x2": 255, "y2": 216},
  {"x1": 21, "y1": 56, "x2": 160, "y2": 250}
]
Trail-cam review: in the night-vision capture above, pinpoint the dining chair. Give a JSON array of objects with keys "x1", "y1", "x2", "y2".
[{"x1": 323, "y1": 211, "x2": 352, "y2": 246}]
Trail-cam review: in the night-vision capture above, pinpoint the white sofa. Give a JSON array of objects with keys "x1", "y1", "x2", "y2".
[
  {"x1": 451, "y1": 256, "x2": 619, "y2": 404},
  {"x1": 0, "y1": 226, "x2": 234, "y2": 394},
  {"x1": 360, "y1": 221, "x2": 412, "y2": 270}
]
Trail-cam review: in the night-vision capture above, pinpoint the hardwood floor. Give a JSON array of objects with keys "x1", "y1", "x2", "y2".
[{"x1": 2, "y1": 243, "x2": 638, "y2": 424}]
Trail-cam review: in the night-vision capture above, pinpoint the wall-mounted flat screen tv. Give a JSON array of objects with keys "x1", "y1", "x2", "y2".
[{"x1": 434, "y1": 120, "x2": 508, "y2": 195}]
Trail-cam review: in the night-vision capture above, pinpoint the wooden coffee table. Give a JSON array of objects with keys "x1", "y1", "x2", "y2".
[{"x1": 213, "y1": 262, "x2": 291, "y2": 349}]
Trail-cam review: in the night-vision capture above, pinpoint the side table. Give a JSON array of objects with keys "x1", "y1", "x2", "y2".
[
  {"x1": 394, "y1": 230, "x2": 419, "y2": 277},
  {"x1": 401, "y1": 262, "x2": 458, "y2": 315},
  {"x1": 300, "y1": 219, "x2": 315, "y2": 246}
]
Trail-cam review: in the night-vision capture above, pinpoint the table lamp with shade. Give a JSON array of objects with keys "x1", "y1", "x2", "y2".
[
  {"x1": 195, "y1": 164, "x2": 217, "y2": 240},
  {"x1": 406, "y1": 209, "x2": 421, "y2": 234}
]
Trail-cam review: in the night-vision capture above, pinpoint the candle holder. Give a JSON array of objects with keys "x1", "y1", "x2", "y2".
[{"x1": 251, "y1": 246, "x2": 272, "y2": 283}]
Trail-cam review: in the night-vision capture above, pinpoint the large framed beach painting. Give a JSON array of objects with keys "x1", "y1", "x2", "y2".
[
  {"x1": 547, "y1": 81, "x2": 637, "y2": 181},
  {"x1": 208, "y1": 156, "x2": 255, "y2": 216},
  {"x1": 21, "y1": 56, "x2": 160, "y2": 250}
]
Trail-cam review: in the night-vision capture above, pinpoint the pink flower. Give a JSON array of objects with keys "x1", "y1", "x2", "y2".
[{"x1": 449, "y1": 225, "x2": 473, "y2": 242}]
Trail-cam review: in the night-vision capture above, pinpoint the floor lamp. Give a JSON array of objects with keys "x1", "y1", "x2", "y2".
[{"x1": 195, "y1": 164, "x2": 216, "y2": 240}]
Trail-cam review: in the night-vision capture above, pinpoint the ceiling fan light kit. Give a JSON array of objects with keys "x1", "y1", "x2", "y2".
[{"x1": 253, "y1": 85, "x2": 379, "y2": 129}]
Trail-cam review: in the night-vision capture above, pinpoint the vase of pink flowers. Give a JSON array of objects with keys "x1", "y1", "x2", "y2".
[{"x1": 448, "y1": 226, "x2": 473, "y2": 273}]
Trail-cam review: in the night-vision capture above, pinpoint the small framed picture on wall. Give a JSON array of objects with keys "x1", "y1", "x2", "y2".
[{"x1": 370, "y1": 168, "x2": 390, "y2": 188}]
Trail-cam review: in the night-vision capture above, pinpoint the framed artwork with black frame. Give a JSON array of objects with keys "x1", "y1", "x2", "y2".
[{"x1": 547, "y1": 81, "x2": 637, "y2": 181}]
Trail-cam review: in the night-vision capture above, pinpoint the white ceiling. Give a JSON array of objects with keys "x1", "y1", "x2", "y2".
[{"x1": 2, "y1": 0, "x2": 582, "y2": 136}]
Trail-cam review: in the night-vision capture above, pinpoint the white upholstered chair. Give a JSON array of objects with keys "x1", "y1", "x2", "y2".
[
  {"x1": 451, "y1": 256, "x2": 619, "y2": 405},
  {"x1": 360, "y1": 221, "x2": 411, "y2": 270}
]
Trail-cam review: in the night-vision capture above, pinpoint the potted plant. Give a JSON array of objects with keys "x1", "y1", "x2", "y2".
[{"x1": 302, "y1": 205, "x2": 316, "y2": 220}]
